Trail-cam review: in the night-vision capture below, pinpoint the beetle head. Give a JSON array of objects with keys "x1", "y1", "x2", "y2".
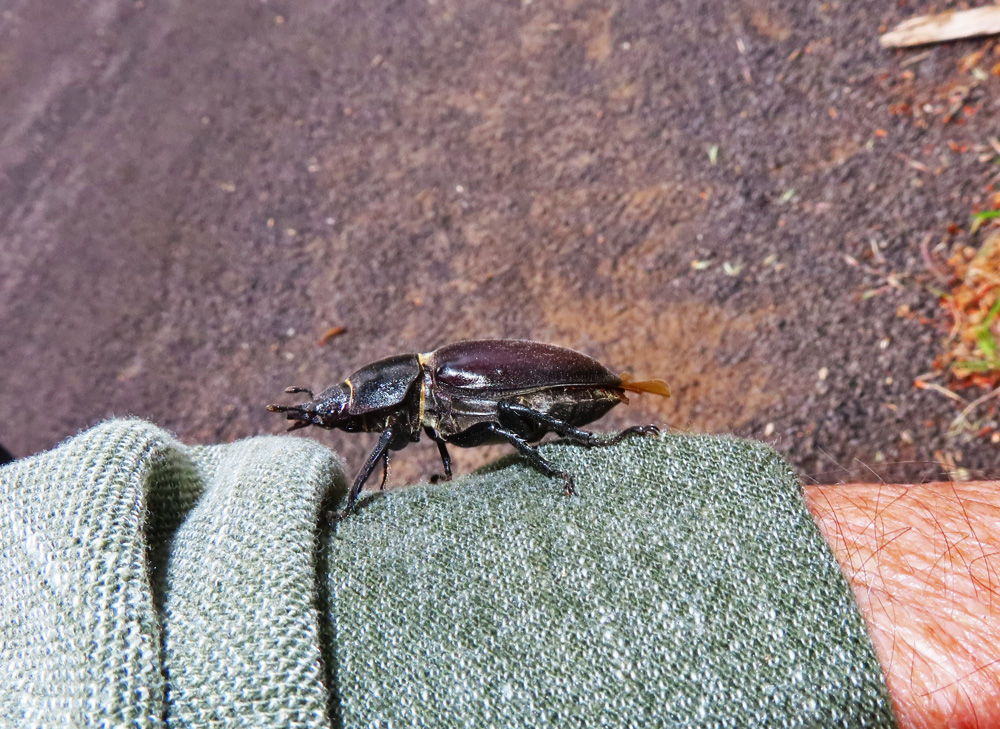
[{"x1": 266, "y1": 384, "x2": 353, "y2": 431}]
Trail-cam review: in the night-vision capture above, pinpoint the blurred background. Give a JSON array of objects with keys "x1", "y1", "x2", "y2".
[{"x1": 2, "y1": 0, "x2": 999, "y2": 486}]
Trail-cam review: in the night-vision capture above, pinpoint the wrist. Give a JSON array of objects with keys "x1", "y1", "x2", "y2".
[{"x1": 803, "y1": 481, "x2": 1000, "y2": 729}]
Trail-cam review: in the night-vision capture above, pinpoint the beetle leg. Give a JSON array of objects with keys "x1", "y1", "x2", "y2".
[
  {"x1": 424, "y1": 427, "x2": 453, "y2": 483},
  {"x1": 338, "y1": 427, "x2": 397, "y2": 519},
  {"x1": 378, "y1": 449, "x2": 390, "y2": 491},
  {"x1": 499, "y1": 401, "x2": 660, "y2": 446},
  {"x1": 484, "y1": 423, "x2": 575, "y2": 496}
]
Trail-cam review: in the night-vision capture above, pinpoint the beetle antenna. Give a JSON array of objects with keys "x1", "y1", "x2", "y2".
[{"x1": 284, "y1": 386, "x2": 315, "y2": 399}]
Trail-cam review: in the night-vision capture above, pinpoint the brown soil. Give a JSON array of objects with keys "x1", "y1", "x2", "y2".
[{"x1": 2, "y1": 0, "x2": 999, "y2": 486}]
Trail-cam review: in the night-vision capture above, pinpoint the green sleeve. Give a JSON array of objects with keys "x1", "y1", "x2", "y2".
[{"x1": 0, "y1": 419, "x2": 896, "y2": 728}]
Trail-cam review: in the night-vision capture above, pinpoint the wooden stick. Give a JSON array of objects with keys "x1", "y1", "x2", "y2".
[{"x1": 881, "y1": 5, "x2": 1000, "y2": 48}]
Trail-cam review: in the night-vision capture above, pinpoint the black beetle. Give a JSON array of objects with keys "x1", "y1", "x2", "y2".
[{"x1": 267, "y1": 339, "x2": 669, "y2": 516}]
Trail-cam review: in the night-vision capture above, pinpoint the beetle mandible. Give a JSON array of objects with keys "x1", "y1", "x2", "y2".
[{"x1": 267, "y1": 339, "x2": 670, "y2": 517}]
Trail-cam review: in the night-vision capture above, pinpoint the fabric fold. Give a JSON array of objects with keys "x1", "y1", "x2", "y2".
[{"x1": 0, "y1": 420, "x2": 345, "y2": 729}]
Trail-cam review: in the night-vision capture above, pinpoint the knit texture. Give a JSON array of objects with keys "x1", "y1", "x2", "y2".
[
  {"x1": 0, "y1": 419, "x2": 897, "y2": 728},
  {"x1": 1, "y1": 420, "x2": 341, "y2": 729}
]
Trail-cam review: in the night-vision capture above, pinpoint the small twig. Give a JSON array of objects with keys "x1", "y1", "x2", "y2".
[
  {"x1": 843, "y1": 254, "x2": 899, "y2": 279},
  {"x1": 897, "y1": 152, "x2": 930, "y2": 172},
  {"x1": 318, "y1": 326, "x2": 347, "y2": 346},
  {"x1": 899, "y1": 50, "x2": 933, "y2": 67},
  {"x1": 735, "y1": 37, "x2": 753, "y2": 84},
  {"x1": 920, "y1": 234, "x2": 951, "y2": 285},
  {"x1": 948, "y1": 386, "x2": 1000, "y2": 436},
  {"x1": 869, "y1": 238, "x2": 887, "y2": 266},
  {"x1": 881, "y1": 6, "x2": 1000, "y2": 48},
  {"x1": 916, "y1": 379, "x2": 968, "y2": 404}
]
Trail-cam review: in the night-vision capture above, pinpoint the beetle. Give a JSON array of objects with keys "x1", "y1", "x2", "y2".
[{"x1": 267, "y1": 339, "x2": 670, "y2": 517}]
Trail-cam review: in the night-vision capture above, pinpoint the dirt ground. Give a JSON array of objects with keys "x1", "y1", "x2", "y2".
[{"x1": 2, "y1": 0, "x2": 999, "y2": 487}]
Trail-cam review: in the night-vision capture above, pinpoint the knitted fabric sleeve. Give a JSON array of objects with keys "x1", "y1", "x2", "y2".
[{"x1": 0, "y1": 419, "x2": 896, "y2": 728}]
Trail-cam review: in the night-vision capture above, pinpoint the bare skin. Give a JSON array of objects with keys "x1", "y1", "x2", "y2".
[{"x1": 803, "y1": 482, "x2": 1000, "y2": 729}]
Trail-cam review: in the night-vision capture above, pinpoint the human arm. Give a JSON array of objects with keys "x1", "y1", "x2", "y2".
[{"x1": 805, "y1": 481, "x2": 1000, "y2": 729}]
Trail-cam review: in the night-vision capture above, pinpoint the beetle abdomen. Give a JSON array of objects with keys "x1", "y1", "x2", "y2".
[
  {"x1": 427, "y1": 339, "x2": 621, "y2": 394},
  {"x1": 514, "y1": 386, "x2": 625, "y2": 433}
]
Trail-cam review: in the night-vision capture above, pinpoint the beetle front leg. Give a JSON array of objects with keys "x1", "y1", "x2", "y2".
[
  {"x1": 499, "y1": 401, "x2": 660, "y2": 446},
  {"x1": 338, "y1": 427, "x2": 397, "y2": 519},
  {"x1": 484, "y1": 423, "x2": 576, "y2": 496}
]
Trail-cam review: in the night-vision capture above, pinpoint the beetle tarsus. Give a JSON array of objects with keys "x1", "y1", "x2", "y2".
[
  {"x1": 499, "y1": 401, "x2": 660, "y2": 448},
  {"x1": 378, "y1": 450, "x2": 390, "y2": 491},
  {"x1": 602, "y1": 423, "x2": 661, "y2": 444},
  {"x1": 560, "y1": 472, "x2": 576, "y2": 496}
]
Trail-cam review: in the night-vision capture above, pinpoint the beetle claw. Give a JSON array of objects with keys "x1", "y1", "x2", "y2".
[
  {"x1": 616, "y1": 424, "x2": 660, "y2": 440},
  {"x1": 327, "y1": 506, "x2": 355, "y2": 524}
]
